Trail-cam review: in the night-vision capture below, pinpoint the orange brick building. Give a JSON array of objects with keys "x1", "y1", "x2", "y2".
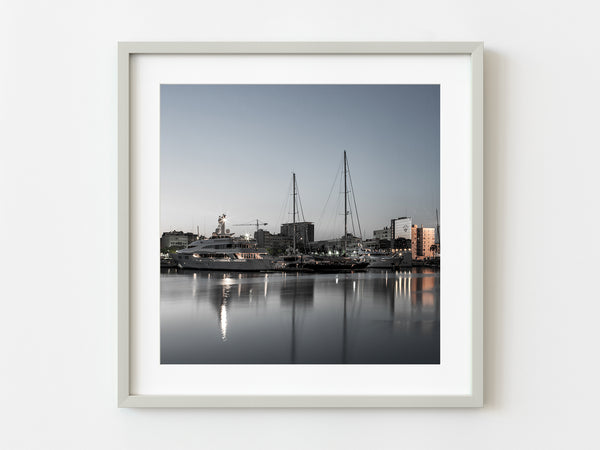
[{"x1": 411, "y1": 225, "x2": 436, "y2": 260}]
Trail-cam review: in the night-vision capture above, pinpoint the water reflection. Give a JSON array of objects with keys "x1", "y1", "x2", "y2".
[
  {"x1": 204, "y1": 273, "x2": 265, "y2": 341},
  {"x1": 279, "y1": 275, "x2": 315, "y2": 307},
  {"x1": 279, "y1": 276, "x2": 315, "y2": 362},
  {"x1": 160, "y1": 268, "x2": 440, "y2": 364}
]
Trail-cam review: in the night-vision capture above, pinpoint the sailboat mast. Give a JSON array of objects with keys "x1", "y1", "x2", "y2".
[
  {"x1": 293, "y1": 172, "x2": 297, "y2": 254},
  {"x1": 344, "y1": 151, "x2": 348, "y2": 254}
]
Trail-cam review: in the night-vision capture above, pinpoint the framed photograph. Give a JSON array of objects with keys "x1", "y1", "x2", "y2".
[{"x1": 118, "y1": 42, "x2": 483, "y2": 407}]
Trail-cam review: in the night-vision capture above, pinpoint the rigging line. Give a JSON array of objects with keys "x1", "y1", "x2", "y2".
[
  {"x1": 316, "y1": 166, "x2": 341, "y2": 237},
  {"x1": 315, "y1": 158, "x2": 343, "y2": 234},
  {"x1": 345, "y1": 170, "x2": 357, "y2": 237},
  {"x1": 277, "y1": 176, "x2": 293, "y2": 229},
  {"x1": 331, "y1": 175, "x2": 346, "y2": 239},
  {"x1": 345, "y1": 184, "x2": 357, "y2": 237},
  {"x1": 347, "y1": 189, "x2": 357, "y2": 238},
  {"x1": 347, "y1": 161, "x2": 363, "y2": 240},
  {"x1": 281, "y1": 177, "x2": 293, "y2": 223},
  {"x1": 323, "y1": 192, "x2": 337, "y2": 240},
  {"x1": 350, "y1": 201, "x2": 357, "y2": 237},
  {"x1": 295, "y1": 180, "x2": 307, "y2": 223},
  {"x1": 330, "y1": 194, "x2": 343, "y2": 240},
  {"x1": 327, "y1": 164, "x2": 344, "y2": 240},
  {"x1": 295, "y1": 182, "x2": 311, "y2": 250},
  {"x1": 298, "y1": 195, "x2": 307, "y2": 223},
  {"x1": 339, "y1": 159, "x2": 347, "y2": 240},
  {"x1": 324, "y1": 185, "x2": 342, "y2": 241},
  {"x1": 279, "y1": 195, "x2": 290, "y2": 229},
  {"x1": 297, "y1": 194, "x2": 307, "y2": 226}
]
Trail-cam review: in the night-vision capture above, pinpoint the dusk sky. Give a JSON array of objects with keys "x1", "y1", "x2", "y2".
[{"x1": 160, "y1": 84, "x2": 440, "y2": 240}]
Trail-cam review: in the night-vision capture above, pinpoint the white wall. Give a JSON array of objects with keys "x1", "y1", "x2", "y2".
[{"x1": 1, "y1": 1, "x2": 597, "y2": 449}]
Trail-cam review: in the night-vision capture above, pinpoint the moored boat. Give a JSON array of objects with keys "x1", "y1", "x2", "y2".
[
  {"x1": 306, "y1": 151, "x2": 367, "y2": 272},
  {"x1": 172, "y1": 214, "x2": 274, "y2": 271},
  {"x1": 160, "y1": 254, "x2": 178, "y2": 268},
  {"x1": 274, "y1": 254, "x2": 316, "y2": 272},
  {"x1": 303, "y1": 255, "x2": 369, "y2": 273}
]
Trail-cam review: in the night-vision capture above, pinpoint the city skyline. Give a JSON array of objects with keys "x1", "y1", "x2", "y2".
[{"x1": 160, "y1": 84, "x2": 440, "y2": 240}]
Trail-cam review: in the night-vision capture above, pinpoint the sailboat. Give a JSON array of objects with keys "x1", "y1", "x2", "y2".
[
  {"x1": 303, "y1": 151, "x2": 369, "y2": 273},
  {"x1": 275, "y1": 172, "x2": 315, "y2": 272}
]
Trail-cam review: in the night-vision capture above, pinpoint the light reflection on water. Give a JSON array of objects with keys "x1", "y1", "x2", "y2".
[{"x1": 160, "y1": 268, "x2": 440, "y2": 364}]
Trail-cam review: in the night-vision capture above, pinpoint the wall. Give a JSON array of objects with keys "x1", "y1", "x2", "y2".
[{"x1": 1, "y1": 1, "x2": 597, "y2": 449}]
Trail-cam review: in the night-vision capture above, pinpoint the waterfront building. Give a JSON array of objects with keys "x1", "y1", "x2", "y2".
[
  {"x1": 373, "y1": 226, "x2": 392, "y2": 240},
  {"x1": 254, "y1": 229, "x2": 293, "y2": 251},
  {"x1": 379, "y1": 239, "x2": 392, "y2": 250},
  {"x1": 391, "y1": 217, "x2": 412, "y2": 240},
  {"x1": 161, "y1": 230, "x2": 198, "y2": 250},
  {"x1": 363, "y1": 237, "x2": 391, "y2": 250},
  {"x1": 311, "y1": 233, "x2": 362, "y2": 254},
  {"x1": 280, "y1": 221, "x2": 314, "y2": 245},
  {"x1": 363, "y1": 238, "x2": 379, "y2": 249},
  {"x1": 391, "y1": 237, "x2": 410, "y2": 251},
  {"x1": 411, "y1": 225, "x2": 436, "y2": 259}
]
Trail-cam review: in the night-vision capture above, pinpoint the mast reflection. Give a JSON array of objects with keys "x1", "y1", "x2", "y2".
[{"x1": 280, "y1": 275, "x2": 315, "y2": 362}]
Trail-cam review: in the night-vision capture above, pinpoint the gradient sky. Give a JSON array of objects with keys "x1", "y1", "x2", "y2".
[{"x1": 160, "y1": 84, "x2": 439, "y2": 240}]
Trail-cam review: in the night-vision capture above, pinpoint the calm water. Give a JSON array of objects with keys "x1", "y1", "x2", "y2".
[{"x1": 161, "y1": 268, "x2": 440, "y2": 364}]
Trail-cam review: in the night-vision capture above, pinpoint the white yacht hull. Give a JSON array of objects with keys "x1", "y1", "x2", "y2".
[{"x1": 173, "y1": 255, "x2": 273, "y2": 271}]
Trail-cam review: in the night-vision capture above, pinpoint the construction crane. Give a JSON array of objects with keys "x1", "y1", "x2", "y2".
[{"x1": 231, "y1": 219, "x2": 268, "y2": 233}]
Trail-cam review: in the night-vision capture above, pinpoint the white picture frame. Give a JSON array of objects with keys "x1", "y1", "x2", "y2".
[{"x1": 118, "y1": 42, "x2": 483, "y2": 407}]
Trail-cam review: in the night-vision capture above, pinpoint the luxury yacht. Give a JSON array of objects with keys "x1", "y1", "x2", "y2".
[{"x1": 172, "y1": 214, "x2": 273, "y2": 271}]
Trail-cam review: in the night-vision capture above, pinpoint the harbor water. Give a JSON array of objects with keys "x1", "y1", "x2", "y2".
[{"x1": 161, "y1": 268, "x2": 440, "y2": 364}]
